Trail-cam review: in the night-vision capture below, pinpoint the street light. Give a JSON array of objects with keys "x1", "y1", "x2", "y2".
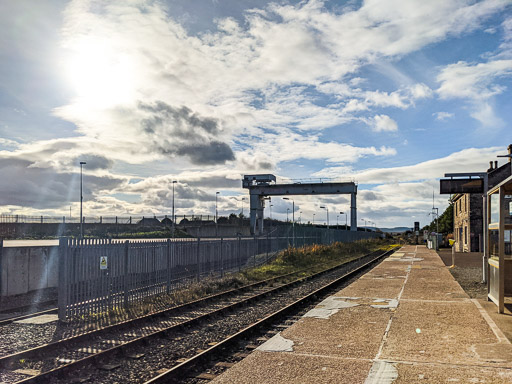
[
  {"x1": 241, "y1": 197, "x2": 246, "y2": 216},
  {"x1": 215, "y1": 191, "x2": 220, "y2": 237},
  {"x1": 286, "y1": 208, "x2": 290, "y2": 222},
  {"x1": 320, "y1": 206, "x2": 329, "y2": 243},
  {"x1": 79, "y1": 161, "x2": 86, "y2": 239},
  {"x1": 319, "y1": 206, "x2": 329, "y2": 227},
  {"x1": 283, "y1": 197, "x2": 295, "y2": 247},
  {"x1": 313, "y1": 213, "x2": 315, "y2": 224},
  {"x1": 299, "y1": 211, "x2": 302, "y2": 223},
  {"x1": 172, "y1": 180, "x2": 177, "y2": 235},
  {"x1": 361, "y1": 218, "x2": 367, "y2": 232},
  {"x1": 340, "y1": 211, "x2": 347, "y2": 230}
]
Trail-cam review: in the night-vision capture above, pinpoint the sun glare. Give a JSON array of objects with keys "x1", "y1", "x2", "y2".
[{"x1": 64, "y1": 39, "x2": 136, "y2": 107}]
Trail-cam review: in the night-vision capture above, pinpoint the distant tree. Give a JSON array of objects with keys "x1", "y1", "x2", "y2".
[{"x1": 421, "y1": 202, "x2": 453, "y2": 234}]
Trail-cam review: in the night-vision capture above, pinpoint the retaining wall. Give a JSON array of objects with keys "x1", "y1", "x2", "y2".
[{"x1": 0, "y1": 244, "x2": 59, "y2": 296}]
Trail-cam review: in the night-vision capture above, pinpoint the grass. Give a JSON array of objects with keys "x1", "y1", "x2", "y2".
[{"x1": 242, "y1": 239, "x2": 396, "y2": 282}]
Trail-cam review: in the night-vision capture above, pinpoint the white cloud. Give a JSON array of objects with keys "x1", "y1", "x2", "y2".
[
  {"x1": 433, "y1": 111, "x2": 454, "y2": 121},
  {"x1": 0, "y1": 138, "x2": 19, "y2": 149},
  {"x1": 314, "y1": 146, "x2": 504, "y2": 184},
  {"x1": 370, "y1": 114, "x2": 398, "y2": 132},
  {"x1": 436, "y1": 59, "x2": 512, "y2": 126},
  {"x1": 437, "y1": 60, "x2": 512, "y2": 100}
]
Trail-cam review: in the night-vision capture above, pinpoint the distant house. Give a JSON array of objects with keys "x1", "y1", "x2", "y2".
[
  {"x1": 136, "y1": 217, "x2": 162, "y2": 227},
  {"x1": 452, "y1": 146, "x2": 512, "y2": 252}
]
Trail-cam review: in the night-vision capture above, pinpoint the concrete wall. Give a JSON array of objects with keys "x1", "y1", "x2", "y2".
[
  {"x1": 182, "y1": 224, "x2": 251, "y2": 238},
  {"x1": 0, "y1": 245, "x2": 59, "y2": 296}
]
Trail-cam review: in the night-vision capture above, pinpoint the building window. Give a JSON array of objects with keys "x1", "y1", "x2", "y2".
[{"x1": 464, "y1": 226, "x2": 467, "y2": 244}]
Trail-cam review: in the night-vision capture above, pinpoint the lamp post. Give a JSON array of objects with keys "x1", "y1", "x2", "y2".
[
  {"x1": 172, "y1": 180, "x2": 177, "y2": 236},
  {"x1": 340, "y1": 211, "x2": 347, "y2": 230},
  {"x1": 286, "y1": 208, "x2": 290, "y2": 223},
  {"x1": 79, "y1": 161, "x2": 86, "y2": 239},
  {"x1": 320, "y1": 206, "x2": 329, "y2": 243},
  {"x1": 299, "y1": 211, "x2": 302, "y2": 223},
  {"x1": 313, "y1": 213, "x2": 315, "y2": 224},
  {"x1": 215, "y1": 191, "x2": 220, "y2": 237},
  {"x1": 361, "y1": 218, "x2": 367, "y2": 232},
  {"x1": 283, "y1": 197, "x2": 295, "y2": 247}
]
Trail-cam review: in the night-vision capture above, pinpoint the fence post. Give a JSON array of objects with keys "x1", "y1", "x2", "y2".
[
  {"x1": 124, "y1": 240, "x2": 129, "y2": 309},
  {"x1": 196, "y1": 237, "x2": 201, "y2": 282},
  {"x1": 220, "y1": 237, "x2": 224, "y2": 278},
  {"x1": 58, "y1": 237, "x2": 68, "y2": 321},
  {"x1": 166, "y1": 239, "x2": 172, "y2": 294}
]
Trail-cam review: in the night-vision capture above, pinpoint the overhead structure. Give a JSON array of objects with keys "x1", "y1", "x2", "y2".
[{"x1": 242, "y1": 174, "x2": 357, "y2": 235}]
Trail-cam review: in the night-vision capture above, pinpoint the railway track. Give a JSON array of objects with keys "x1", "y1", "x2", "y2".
[
  {"x1": 0, "y1": 248, "x2": 393, "y2": 384},
  {"x1": 0, "y1": 306, "x2": 58, "y2": 327}
]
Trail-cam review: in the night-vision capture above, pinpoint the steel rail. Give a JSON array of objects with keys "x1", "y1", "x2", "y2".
[
  {"x1": 0, "y1": 265, "x2": 309, "y2": 369},
  {"x1": 145, "y1": 248, "x2": 394, "y2": 383},
  {"x1": 8, "y1": 249, "x2": 388, "y2": 384}
]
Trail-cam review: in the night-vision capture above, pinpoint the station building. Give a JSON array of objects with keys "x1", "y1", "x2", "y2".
[{"x1": 451, "y1": 147, "x2": 512, "y2": 253}]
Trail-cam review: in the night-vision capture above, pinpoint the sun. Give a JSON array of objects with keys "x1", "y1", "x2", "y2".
[{"x1": 64, "y1": 38, "x2": 136, "y2": 107}]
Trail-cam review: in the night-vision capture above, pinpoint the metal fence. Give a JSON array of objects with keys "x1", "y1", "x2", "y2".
[{"x1": 57, "y1": 227, "x2": 380, "y2": 320}]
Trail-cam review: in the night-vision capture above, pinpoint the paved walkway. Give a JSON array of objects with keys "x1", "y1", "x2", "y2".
[{"x1": 212, "y1": 245, "x2": 512, "y2": 383}]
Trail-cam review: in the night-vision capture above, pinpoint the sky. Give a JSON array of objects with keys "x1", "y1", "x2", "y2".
[{"x1": 0, "y1": 0, "x2": 511, "y2": 228}]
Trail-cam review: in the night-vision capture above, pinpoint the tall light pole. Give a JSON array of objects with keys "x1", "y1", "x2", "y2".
[
  {"x1": 172, "y1": 180, "x2": 177, "y2": 235},
  {"x1": 340, "y1": 211, "x2": 347, "y2": 230},
  {"x1": 319, "y1": 206, "x2": 329, "y2": 226},
  {"x1": 361, "y1": 218, "x2": 367, "y2": 232},
  {"x1": 320, "y1": 206, "x2": 329, "y2": 243},
  {"x1": 313, "y1": 213, "x2": 315, "y2": 224},
  {"x1": 215, "y1": 191, "x2": 220, "y2": 237},
  {"x1": 79, "y1": 161, "x2": 86, "y2": 239},
  {"x1": 299, "y1": 211, "x2": 302, "y2": 223},
  {"x1": 286, "y1": 208, "x2": 290, "y2": 223},
  {"x1": 283, "y1": 197, "x2": 295, "y2": 247}
]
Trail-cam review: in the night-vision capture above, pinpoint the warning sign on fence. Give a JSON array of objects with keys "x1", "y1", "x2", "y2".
[{"x1": 100, "y1": 256, "x2": 108, "y2": 270}]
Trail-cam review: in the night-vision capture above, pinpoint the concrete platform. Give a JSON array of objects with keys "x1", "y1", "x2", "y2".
[{"x1": 212, "y1": 246, "x2": 512, "y2": 383}]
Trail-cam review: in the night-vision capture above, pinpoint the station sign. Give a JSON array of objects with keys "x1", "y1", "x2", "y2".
[{"x1": 440, "y1": 178, "x2": 483, "y2": 194}]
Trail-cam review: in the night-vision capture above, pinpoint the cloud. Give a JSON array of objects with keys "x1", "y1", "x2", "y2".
[
  {"x1": 370, "y1": 114, "x2": 398, "y2": 132},
  {"x1": 139, "y1": 102, "x2": 235, "y2": 165},
  {"x1": 0, "y1": 138, "x2": 19, "y2": 149},
  {"x1": 436, "y1": 59, "x2": 512, "y2": 126},
  {"x1": 313, "y1": 146, "x2": 504, "y2": 184},
  {"x1": 72, "y1": 154, "x2": 113, "y2": 170},
  {"x1": 54, "y1": 0, "x2": 509, "y2": 163},
  {"x1": 437, "y1": 60, "x2": 512, "y2": 100},
  {"x1": 0, "y1": 156, "x2": 125, "y2": 209},
  {"x1": 433, "y1": 111, "x2": 454, "y2": 121}
]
